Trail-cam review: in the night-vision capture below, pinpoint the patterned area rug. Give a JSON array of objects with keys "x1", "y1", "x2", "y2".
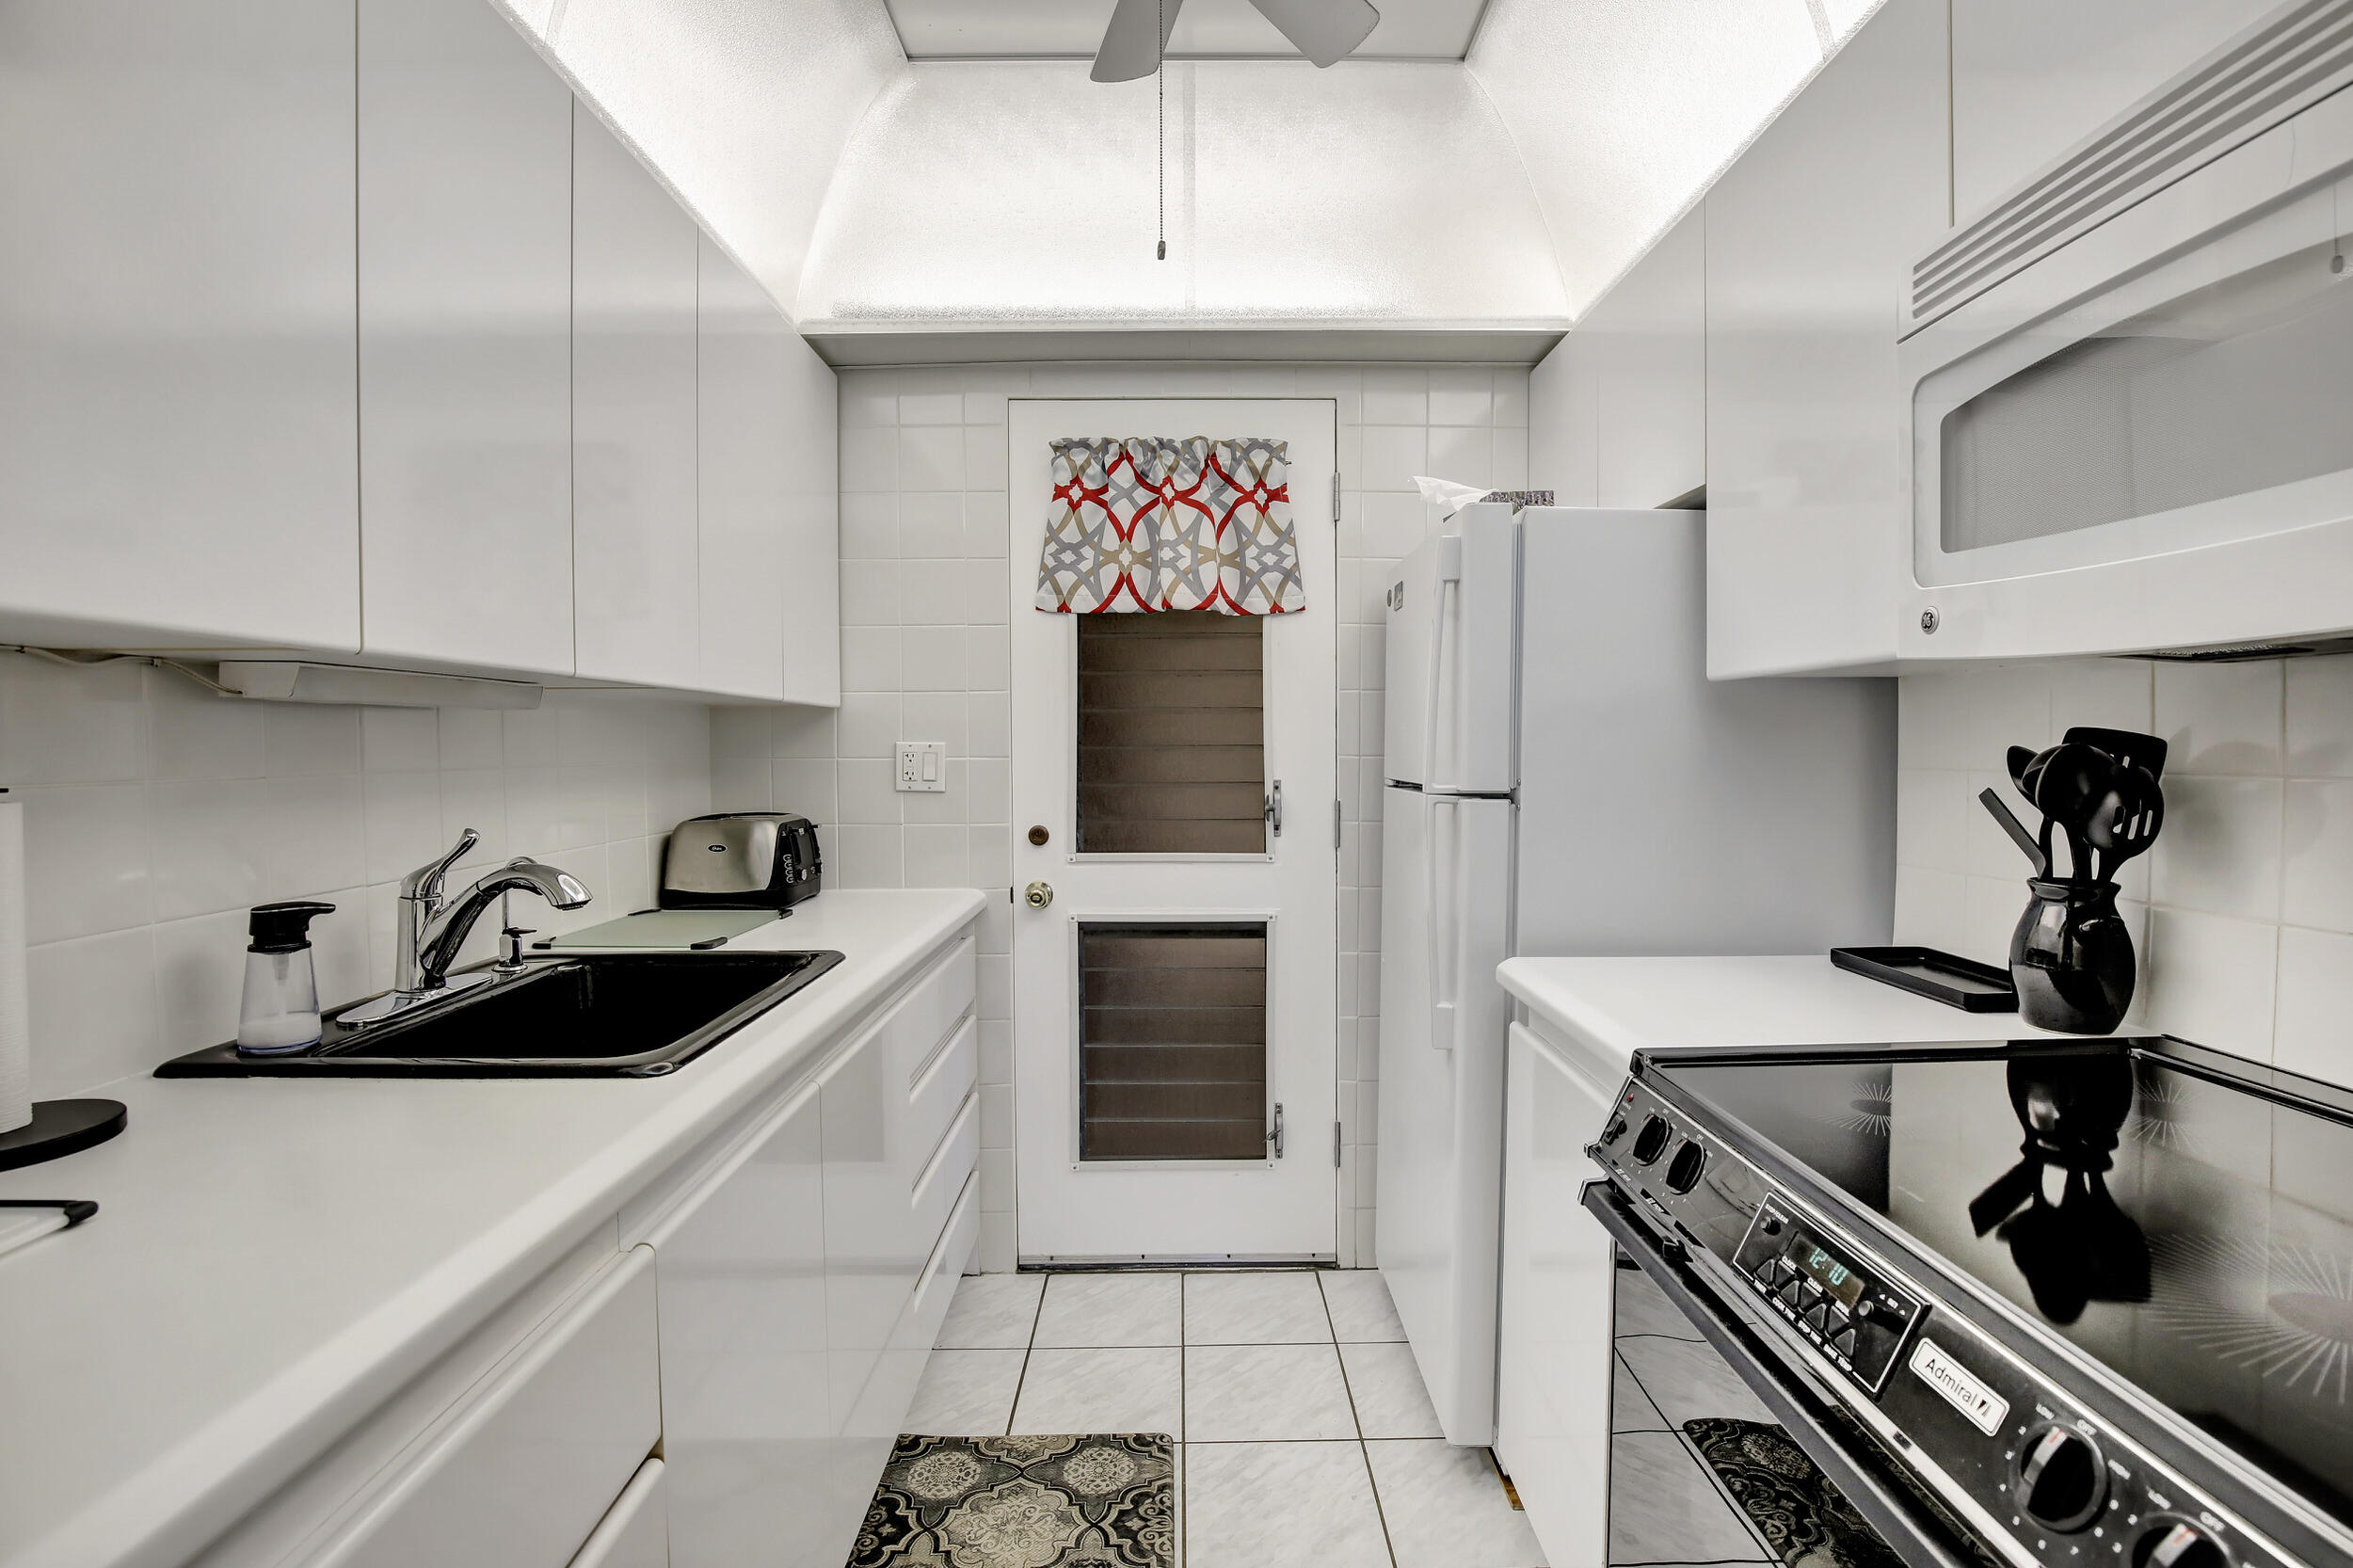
[
  {"x1": 1682, "y1": 1417, "x2": 1904, "y2": 1568},
  {"x1": 851, "y1": 1433, "x2": 1176, "y2": 1568}
]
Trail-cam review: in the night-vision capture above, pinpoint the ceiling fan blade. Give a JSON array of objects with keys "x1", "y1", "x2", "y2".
[
  {"x1": 1246, "y1": 0, "x2": 1380, "y2": 67},
  {"x1": 1093, "y1": 0, "x2": 1186, "y2": 83}
]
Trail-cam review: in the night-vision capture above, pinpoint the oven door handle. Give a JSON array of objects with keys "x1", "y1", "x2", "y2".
[{"x1": 1581, "y1": 1179, "x2": 1984, "y2": 1568}]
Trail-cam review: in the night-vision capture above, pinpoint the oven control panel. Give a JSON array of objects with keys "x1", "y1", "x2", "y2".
[{"x1": 1731, "y1": 1198, "x2": 1921, "y2": 1395}]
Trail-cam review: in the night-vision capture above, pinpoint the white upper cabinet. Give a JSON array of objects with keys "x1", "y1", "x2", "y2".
[
  {"x1": 572, "y1": 104, "x2": 701, "y2": 690},
  {"x1": 359, "y1": 0, "x2": 575, "y2": 676},
  {"x1": 0, "y1": 0, "x2": 360, "y2": 652},
  {"x1": 697, "y1": 238, "x2": 841, "y2": 705},
  {"x1": 1951, "y1": 0, "x2": 2268, "y2": 219},
  {"x1": 1704, "y1": 0, "x2": 1950, "y2": 678}
]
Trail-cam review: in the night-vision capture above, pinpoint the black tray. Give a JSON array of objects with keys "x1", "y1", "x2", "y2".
[{"x1": 1830, "y1": 945, "x2": 2017, "y2": 1012}]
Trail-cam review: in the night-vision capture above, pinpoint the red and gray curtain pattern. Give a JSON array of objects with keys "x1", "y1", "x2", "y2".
[{"x1": 1036, "y1": 437, "x2": 1306, "y2": 615}]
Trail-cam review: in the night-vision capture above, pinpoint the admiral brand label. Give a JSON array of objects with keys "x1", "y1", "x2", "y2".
[{"x1": 1909, "y1": 1338, "x2": 2009, "y2": 1435}]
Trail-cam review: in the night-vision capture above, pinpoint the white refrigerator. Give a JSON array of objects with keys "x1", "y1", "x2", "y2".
[{"x1": 1375, "y1": 504, "x2": 1894, "y2": 1447}]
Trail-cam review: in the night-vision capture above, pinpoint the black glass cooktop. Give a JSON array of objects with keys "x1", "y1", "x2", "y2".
[{"x1": 1652, "y1": 1038, "x2": 2353, "y2": 1532}]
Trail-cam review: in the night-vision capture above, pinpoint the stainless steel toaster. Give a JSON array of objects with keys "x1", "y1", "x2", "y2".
[{"x1": 660, "y1": 812, "x2": 822, "y2": 909}]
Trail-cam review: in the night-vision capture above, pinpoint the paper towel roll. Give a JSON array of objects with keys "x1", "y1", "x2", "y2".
[{"x1": 0, "y1": 792, "x2": 29, "y2": 1134}]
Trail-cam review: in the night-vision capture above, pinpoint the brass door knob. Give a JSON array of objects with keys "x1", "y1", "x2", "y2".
[{"x1": 1023, "y1": 881, "x2": 1054, "y2": 908}]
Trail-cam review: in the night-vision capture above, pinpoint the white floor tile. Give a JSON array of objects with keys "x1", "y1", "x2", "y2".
[
  {"x1": 1183, "y1": 1441, "x2": 1392, "y2": 1568},
  {"x1": 1608, "y1": 1430, "x2": 1771, "y2": 1563},
  {"x1": 904, "y1": 1348, "x2": 1025, "y2": 1435},
  {"x1": 934, "y1": 1272, "x2": 1043, "y2": 1350},
  {"x1": 1616, "y1": 1336, "x2": 1773, "y2": 1427},
  {"x1": 1615, "y1": 1264, "x2": 1704, "y2": 1341},
  {"x1": 1367, "y1": 1438, "x2": 1548, "y2": 1568},
  {"x1": 1184, "y1": 1270, "x2": 1332, "y2": 1344},
  {"x1": 1340, "y1": 1340, "x2": 1444, "y2": 1438},
  {"x1": 1009, "y1": 1346, "x2": 1183, "y2": 1438},
  {"x1": 1186, "y1": 1342, "x2": 1358, "y2": 1441},
  {"x1": 1033, "y1": 1271, "x2": 1183, "y2": 1348},
  {"x1": 1612, "y1": 1352, "x2": 1670, "y2": 1432},
  {"x1": 1320, "y1": 1269, "x2": 1409, "y2": 1342}
]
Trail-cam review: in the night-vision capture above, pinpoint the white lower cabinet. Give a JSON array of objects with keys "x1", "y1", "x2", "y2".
[
  {"x1": 570, "y1": 1459, "x2": 670, "y2": 1568},
  {"x1": 645, "y1": 1080, "x2": 833, "y2": 1568},
  {"x1": 314, "y1": 1246, "x2": 662, "y2": 1568},
  {"x1": 648, "y1": 928, "x2": 979, "y2": 1568},
  {"x1": 1497, "y1": 1022, "x2": 1618, "y2": 1568}
]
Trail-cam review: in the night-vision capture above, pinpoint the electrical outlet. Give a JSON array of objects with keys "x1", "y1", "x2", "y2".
[{"x1": 895, "y1": 740, "x2": 948, "y2": 793}]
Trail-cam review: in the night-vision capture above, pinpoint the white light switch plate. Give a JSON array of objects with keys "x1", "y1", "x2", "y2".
[{"x1": 895, "y1": 740, "x2": 948, "y2": 792}]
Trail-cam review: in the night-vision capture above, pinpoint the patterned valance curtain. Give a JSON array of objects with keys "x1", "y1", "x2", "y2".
[{"x1": 1035, "y1": 437, "x2": 1306, "y2": 615}]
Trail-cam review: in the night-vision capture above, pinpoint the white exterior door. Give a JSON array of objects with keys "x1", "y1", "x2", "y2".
[{"x1": 1008, "y1": 398, "x2": 1338, "y2": 1263}]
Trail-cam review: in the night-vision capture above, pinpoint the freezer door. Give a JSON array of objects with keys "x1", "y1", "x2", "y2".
[
  {"x1": 1380, "y1": 506, "x2": 1518, "y2": 792},
  {"x1": 1374, "y1": 789, "x2": 1513, "y2": 1446}
]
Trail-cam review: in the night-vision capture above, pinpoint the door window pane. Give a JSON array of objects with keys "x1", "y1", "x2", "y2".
[
  {"x1": 1077, "y1": 612, "x2": 1265, "y2": 855},
  {"x1": 1079, "y1": 922, "x2": 1267, "y2": 1160}
]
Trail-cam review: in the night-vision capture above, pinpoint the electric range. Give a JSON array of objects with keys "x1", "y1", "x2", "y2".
[{"x1": 1584, "y1": 1035, "x2": 2353, "y2": 1568}]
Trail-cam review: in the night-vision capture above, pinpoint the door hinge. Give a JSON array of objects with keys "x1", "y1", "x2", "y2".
[
  {"x1": 1333, "y1": 478, "x2": 1341, "y2": 523},
  {"x1": 1269, "y1": 1101, "x2": 1286, "y2": 1159},
  {"x1": 1335, "y1": 1121, "x2": 1343, "y2": 1169},
  {"x1": 1333, "y1": 798, "x2": 1342, "y2": 851}
]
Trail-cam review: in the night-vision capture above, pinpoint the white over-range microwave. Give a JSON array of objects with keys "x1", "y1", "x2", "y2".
[{"x1": 1900, "y1": 0, "x2": 2353, "y2": 662}]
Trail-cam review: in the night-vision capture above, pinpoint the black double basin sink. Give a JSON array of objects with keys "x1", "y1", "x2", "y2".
[{"x1": 156, "y1": 952, "x2": 843, "y2": 1079}]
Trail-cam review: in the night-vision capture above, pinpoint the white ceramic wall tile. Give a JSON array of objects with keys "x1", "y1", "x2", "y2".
[
  {"x1": 2157, "y1": 661, "x2": 2284, "y2": 776},
  {"x1": 2143, "y1": 907, "x2": 2279, "y2": 1061},
  {"x1": 2282, "y1": 780, "x2": 2353, "y2": 934},
  {"x1": 2148, "y1": 777, "x2": 2281, "y2": 921},
  {"x1": 2274, "y1": 926, "x2": 2353, "y2": 1084},
  {"x1": 0, "y1": 654, "x2": 709, "y2": 1099},
  {"x1": 1897, "y1": 653, "x2": 2353, "y2": 1084}
]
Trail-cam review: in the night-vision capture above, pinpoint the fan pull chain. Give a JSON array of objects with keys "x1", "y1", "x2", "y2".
[{"x1": 1156, "y1": 0, "x2": 1166, "y2": 261}]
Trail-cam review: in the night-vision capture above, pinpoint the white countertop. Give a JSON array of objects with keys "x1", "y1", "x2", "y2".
[
  {"x1": 0, "y1": 888, "x2": 986, "y2": 1568},
  {"x1": 1497, "y1": 954, "x2": 2098, "y2": 1088}
]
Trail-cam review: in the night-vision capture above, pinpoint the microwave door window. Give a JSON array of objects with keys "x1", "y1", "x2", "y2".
[{"x1": 1937, "y1": 235, "x2": 2353, "y2": 558}]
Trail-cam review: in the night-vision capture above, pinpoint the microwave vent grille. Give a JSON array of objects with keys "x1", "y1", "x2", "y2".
[{"x1": 1912, "y1": 0, "x2": 2353, "y2": 328}]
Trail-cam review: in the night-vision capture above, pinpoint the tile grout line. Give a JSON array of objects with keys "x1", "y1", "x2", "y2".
[
  {"x1": 1320, "y1": 1271, "x2": 1401, "y2": 1568},
  {"x1": 1002, "y1": 1272, "x2": 1051, "y2": 1437}
]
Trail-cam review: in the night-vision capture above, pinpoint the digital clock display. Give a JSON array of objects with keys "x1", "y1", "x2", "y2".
[{"x1": 1786, "y1": 1232, "x2": 1865, "y2": 1309}]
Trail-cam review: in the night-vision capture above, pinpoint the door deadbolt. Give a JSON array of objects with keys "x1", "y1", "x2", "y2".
[
  {"x1": 1024, "y1": 881, "x2": 1054, "y2": 908},
  {"x1": 1028, "y1": 824, "x2": 1049, "y2": 846}
]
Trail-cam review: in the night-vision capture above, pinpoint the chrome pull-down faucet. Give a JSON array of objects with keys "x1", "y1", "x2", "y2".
[{"x1": 340, "y1": 829, "x2": 591, "y2": 1026}]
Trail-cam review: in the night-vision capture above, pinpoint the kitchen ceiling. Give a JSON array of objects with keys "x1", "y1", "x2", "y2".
[{"x1": 884, "y1": 0, "x2": 1489, "y2": 61}]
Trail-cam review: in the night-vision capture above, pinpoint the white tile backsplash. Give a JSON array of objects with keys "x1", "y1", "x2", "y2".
[
  {"x1": 725, "y1": 360, "x2": 1529, "y2": 1270},
  {"x1": 1896, "y1": 653, "x2": 2353, "y2": 1085},
  {"x1": 0, "y1": 652, "x2": 710, "y2": 1099}
]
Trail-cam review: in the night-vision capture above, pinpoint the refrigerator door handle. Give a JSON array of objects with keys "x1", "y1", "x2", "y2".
[
  {"x1": 1420, "y1": 567, "x2": 1458, "y2": 793},
  {"x1": 1429, "y1": 794, "x2": 1457, "y2": 1050}
]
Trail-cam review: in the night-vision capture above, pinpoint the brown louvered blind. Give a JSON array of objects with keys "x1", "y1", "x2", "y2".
[
  {"x1": 1080, "y1": 922, "x2": 1268, "y2": 1160},
  {"x1": 1077, "y1": 612, "x2": 1265, "y2": 855}
]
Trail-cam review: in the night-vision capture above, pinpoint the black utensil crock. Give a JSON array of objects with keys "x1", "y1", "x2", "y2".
[{"x1": 2009, "y1": 878, "x2": 2135, "y2": 1033}]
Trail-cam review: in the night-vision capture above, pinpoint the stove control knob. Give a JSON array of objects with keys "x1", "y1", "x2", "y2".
[
  {"x1": 1630, "y1": 1115, "x2": 1673, "y2": 1164},
  {"x1": 2131, "y1": 1516, "x2": 2228, "y2": 1568},
  {"x1": 1664, "y1": 1140, "x2": 1707, "y2": 1192},
  {"x1": 2013, "y1": 1423, "x2": 2106, "y2": 1532},
  {"x1": 1601, "y1": 1115, "x2": 1628, "y2": 1145}
]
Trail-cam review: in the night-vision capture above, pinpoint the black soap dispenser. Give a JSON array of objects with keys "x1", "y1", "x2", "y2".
[{"x1": 236, "y1": 901, "x2": 335, "y2": 1055}]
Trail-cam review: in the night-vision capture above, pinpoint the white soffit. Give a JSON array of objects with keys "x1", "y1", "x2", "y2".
[
  {"x1": 792, "y1": 60, "x2": 1571, "y2": 333},
  {"x1": 884, "y1": 0, "x2": 1490, "y2": 61},
  {"x1": 1468, "y1": 0, "x2": 1887, "y2": 317},
  {"x1": 499, "y1": 0, "x2": 903, "y2": 316}
]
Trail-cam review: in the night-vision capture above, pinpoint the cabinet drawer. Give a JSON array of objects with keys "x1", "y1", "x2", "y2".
[
  {"x1": 569, "y1": 1457, "x2": 668, "y2": 1568},
  {"x1": 315, "y1": 1246, "x2": 661, "y2": 1568},
  {"x1": 909, "y1": 1093, "x2": 978, "y2": 1253},
  {"x1": 905, "y1": 1171, "x2": 980, "y2": 1355},
  {"x1": 906, "y1": 1014, "x2": 978, "y2": 1177},
  {"x1": 892, "y1": 935, "x2": 976, "y2": 1088}
]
